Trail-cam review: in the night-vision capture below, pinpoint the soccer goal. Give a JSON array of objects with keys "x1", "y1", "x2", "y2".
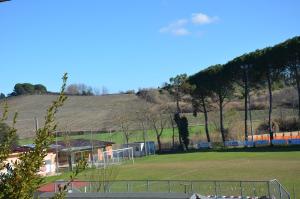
[{"x1": 91, "y1": 147, "x2": 134, "y2": 168}]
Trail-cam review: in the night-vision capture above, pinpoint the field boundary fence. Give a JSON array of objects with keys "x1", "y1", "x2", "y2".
[{"x1": 51, "y1": 179, "x2": 290, "y2": 199}]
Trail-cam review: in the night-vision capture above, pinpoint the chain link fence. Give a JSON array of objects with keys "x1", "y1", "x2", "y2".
[{"x1": 51, "y1": 179, "x2": 290, "y2": 199}]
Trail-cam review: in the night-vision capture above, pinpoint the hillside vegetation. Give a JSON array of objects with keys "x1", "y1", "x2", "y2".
[
  {"x1": 2, "y1": 86, "x2": 298, "y2": 140},
  {"x1": 2, "y1": 94, "x2": 148, "y2": 138}
]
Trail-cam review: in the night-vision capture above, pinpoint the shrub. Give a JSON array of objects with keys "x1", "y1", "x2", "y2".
[
  {"x1": 0, "y1": 93, "x2": 5, "y2": 99},
  {"x1": 256, "y1": 121, "x2": 279, "y2": 134},
  {"x1": 136, "y1": 89, "x2": 172, "y2": 104},
  {"x1": 249, "y1": 101, "x2": 268, "y2": 110},
  {"x1": 12, "y1": 83, "x2": 47, "y2": 96},
  {"x1": 0, "y1": 122, "x2": 18, "y2": 149},
  {"x1": 275, "y1": 117, "x2": 300, "y2": 132}
]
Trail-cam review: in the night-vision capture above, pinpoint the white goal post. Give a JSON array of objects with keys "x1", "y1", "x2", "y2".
[{"x1": 91, "y1": 147, "x2": 134, "y2": 168}]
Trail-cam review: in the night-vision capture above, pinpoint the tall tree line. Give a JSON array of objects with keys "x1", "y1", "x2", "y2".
[{"x1": 187, "y1": 36, "x2": 300, "y2": 146}]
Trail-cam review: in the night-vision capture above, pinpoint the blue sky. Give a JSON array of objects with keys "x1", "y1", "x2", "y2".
[{"x1": 0, "y1": 0, "x2": 299, "y2": 95}]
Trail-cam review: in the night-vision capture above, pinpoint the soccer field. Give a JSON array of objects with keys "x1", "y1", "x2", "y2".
[{"x1": 46, "y1": 147, "x2": 300, "y2": 198}]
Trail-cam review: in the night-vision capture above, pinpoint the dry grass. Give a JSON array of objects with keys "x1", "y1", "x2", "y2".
[
  {"x1": 2, "y1": 86, "x2": 299, "y2": 139},
  {"x1": 2, "y1": 94, "x2": 147, "y2": 138}
]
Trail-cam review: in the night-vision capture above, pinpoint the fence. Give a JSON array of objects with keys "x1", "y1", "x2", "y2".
[
  {"x1": 269, "y1": 180, "x2": 291, "y2": 199},
  {"x1": 52, "y1": 179, "x2": 290, "y2": 199}
]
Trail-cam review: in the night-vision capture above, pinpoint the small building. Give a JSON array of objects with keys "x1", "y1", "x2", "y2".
[
  {"x1": 54, "y1": 139, "x2": 114, "y2": 170},
  {"x1": 123, "y1": 141, "x2": 155, "y2": 157},
  {"x1": 2, "y1": 146, "x2": 56, "y2": 176}
]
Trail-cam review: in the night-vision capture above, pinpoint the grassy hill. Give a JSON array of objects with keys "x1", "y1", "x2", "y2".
[
  {"x1": 1, "y1": 86, "x2": 298, "y2": 140},
  {"x1": 2, "y1": 94, "x2": 148, "y2": 138}
]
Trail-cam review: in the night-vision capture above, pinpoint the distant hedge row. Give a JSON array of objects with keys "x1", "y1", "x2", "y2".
[{"x1": 10, "y1": 83, "x2": 47, "y2": 96}]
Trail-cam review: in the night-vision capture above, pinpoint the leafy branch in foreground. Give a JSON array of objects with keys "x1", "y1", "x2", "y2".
[
  {"x1": 0, "y1": 102, "x2": 17, "y2": 169},
  {"x1": 0, "y1": 73, "x2": 86, "y2": 199},
  {"x1": 51, "y1": 160, "x2": 87, "y2": 199}
]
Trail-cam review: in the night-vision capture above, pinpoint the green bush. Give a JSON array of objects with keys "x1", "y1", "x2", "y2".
[
  {"x1": 256, "y1": 121, "x2": 279, "y2": 134},
  {"x1": 275, "y1": 117, "x2": 300, "y2": 132},
  {"x1": 12, "y1": 83, "x2": 47, "y2": 96},
  {"x1": 0, "y1": 122, "x2": 18, "y2": 149}
]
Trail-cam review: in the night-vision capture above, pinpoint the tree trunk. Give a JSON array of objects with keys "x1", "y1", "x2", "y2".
[
  {"x1": 141, "y1": 122, "x2": 148, "y2": 156},
  {"x1": 157, "y1": 135, "x2": 162, "y2": 153},
  {"x1": 201, "y1": 95, "x2": 210, "y2": 143},
  {"x1": 219, "y1": 97, "x2": 226, "y2": 145},
  {"x1": 294, "y1": 65, "x2": 300, "y2": 119},
  {"x1": 248, "y1": 93, "x2": 254, "y2": 144},
  {"x1": 125, "y1": 133, "x2": 129, "y2": 148},
  {"x1": 267, "y1": 68, "x2": 273, "y2": 146},
  {"x1": 176, "y1": 98, "x2": 180, "y2": 113},
  {"x1": 176, "y1": 86, "x2": 181, "y2": 113},
  {"x1": 169, "y1": 114, "x2": 176, "y2": 149},
  {"x1": 244, "y1": 66, "x2": 249, "y2": 142},
  {"x1": 297, "y1": 77, "x2": 300, "y2": 119},
  {"x1": 68, "y1": 153, "x2": 73, "y2": 171},
  {"x1": 174, "y1": 113, "x2": 183, "y2": 147}
]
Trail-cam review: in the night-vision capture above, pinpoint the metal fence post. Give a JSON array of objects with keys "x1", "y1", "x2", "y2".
[
  {"x1": 127, "y1": 181, "x2": 130, "y2": 192},
  {"x1": 252, "y1": 183, "x2": 257, "y2": 197},
  {"x1": 147, "y1": 180, "x2": 149, "y2": 192},
  {"x1": 293, "y1": 184, "x2": 296, "y2": 199},
  {"x1": 268, "y1": 181, "x2": 271, "y2": 199},
  {"x1": 214, "y1": 181, "x2": 218, "y2": 198},
  {"x1": 168, "y1": 181, "x2": 171, "y2": 193},
  {"x1": 240, "y1": 181, "x2": 243, "y2": 198},
  {"x1": 279, "y1": 183, "x2": 282, "y2": 199}
]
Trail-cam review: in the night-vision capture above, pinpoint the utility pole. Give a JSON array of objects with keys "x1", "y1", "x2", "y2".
[
  {"x1": 55, "y1": 131, "x2": 59, "y2": 173},
  {"x1": 109, "y1": 129, "x2": 112, "y2": 142},
  {"x1": 248, "y1": 93, "x2": 254, "y2": 146},
  {"x1": 34, "y1": 117, "x2": 39, "y2": 132},
  {"x1": 90, "y1": 129, "x2": 94, "y2": 165}
]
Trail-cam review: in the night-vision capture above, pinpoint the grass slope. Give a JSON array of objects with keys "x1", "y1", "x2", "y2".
[
  {"x1": 3, "y1": 92, "x2": 298, "y2": 140},
  {"x1": 19, "y1": 125, "x2": 206, "y2": 146},
  {"x1": 3, "y1": 94, "x2": 146, "y2": 138}
]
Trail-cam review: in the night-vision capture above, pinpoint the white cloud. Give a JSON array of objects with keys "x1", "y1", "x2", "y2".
[
  {"x1": 159, "y1": 19, "x2": 189, "y2": 36},
  {"x1": 191, "y1": 13, "x2": 218, "y2": 25},
  {"x1": 159, "y1": 12, "x2": 218, "y2": 36},
  {"x1": 172, "y1": 28, "x2": 190, "y2": 36}
]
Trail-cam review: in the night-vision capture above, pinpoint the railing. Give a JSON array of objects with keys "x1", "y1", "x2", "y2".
[
  {"x1": 269, "y1": 179, "x2": 291, "y2": 199},
  {"x1": 52, "y1": 179, "x2": 290, "y2": 199}
]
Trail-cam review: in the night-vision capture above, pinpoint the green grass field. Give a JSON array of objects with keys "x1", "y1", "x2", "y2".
[
  {"x1": 19, "y1": 125, "x2": 208, "y2": 145},
  {"x1": 45, "y1": 147, "x2": 300, "y2": 198},
  {"x1": 18, "y1": 107, "x2": 298, "y2": 146}
]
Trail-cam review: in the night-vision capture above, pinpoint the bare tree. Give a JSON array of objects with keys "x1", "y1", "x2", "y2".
[
  {"x1": 114, "y1": 112, "x2": 133, "y2": 147},
  {"x1": 147, "y1": 105, "x2": 168, "y2": 153},
  {"x1": 135, "y1": 102, "x2": 151, "y2": 155},
  {"x1": 164, "y1": 104, "x2": 177, "y2": 149},
  {"x1": 93, "y1": 87, "x2": 101, "y2": 96},
  {"x1": 66, "y1": 83, "x2": 94, "y2": 95},
  {"x1": 101, "y1": 86, "x2": 109, "y2": 95},
  {"x1": 66, "y1": 84, "x2": 80, "y2": 95}
]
